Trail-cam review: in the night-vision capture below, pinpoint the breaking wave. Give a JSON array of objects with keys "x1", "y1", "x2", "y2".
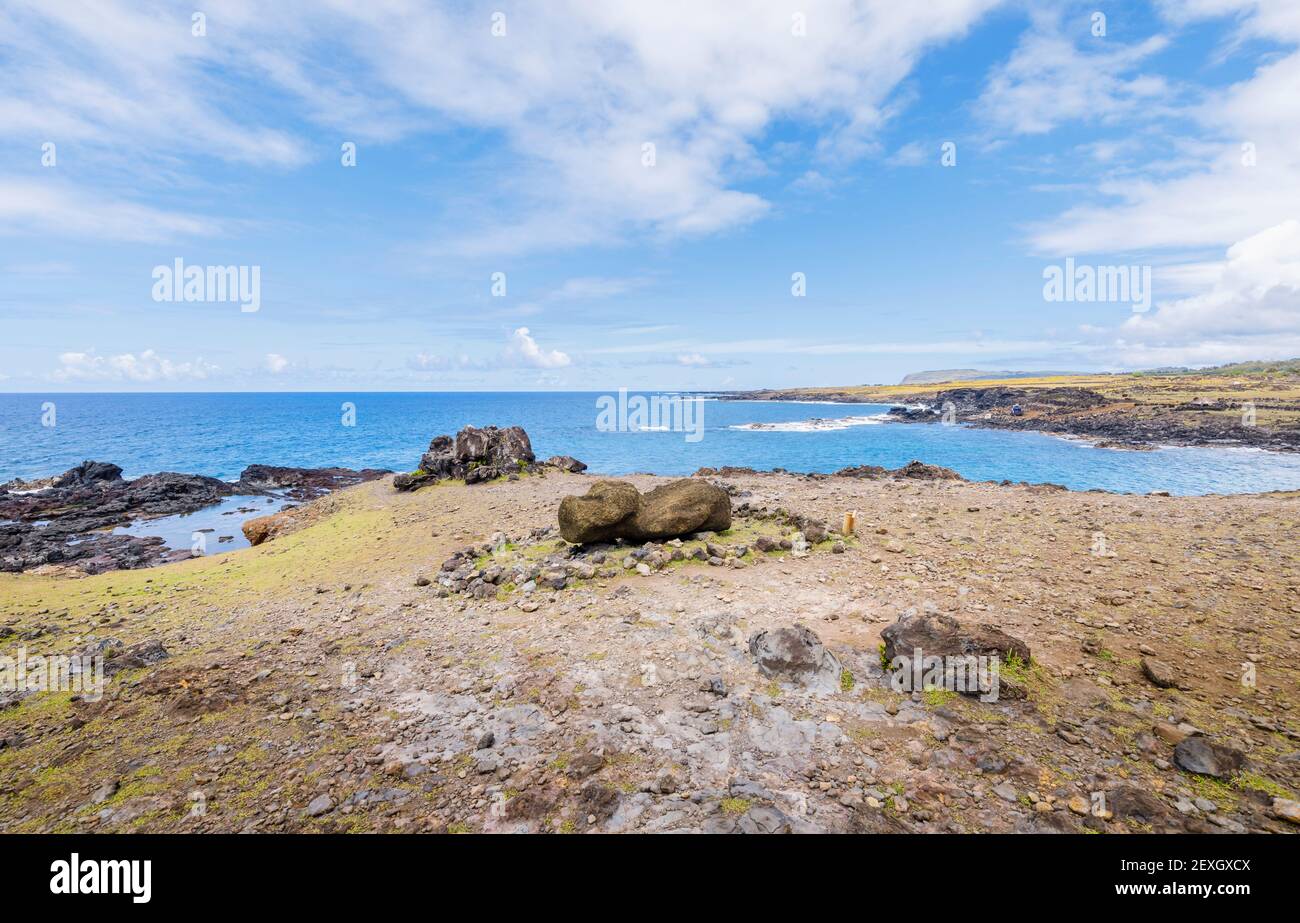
[{"x1": 729, "y1": 413, "x2": 893, "y2": 432}]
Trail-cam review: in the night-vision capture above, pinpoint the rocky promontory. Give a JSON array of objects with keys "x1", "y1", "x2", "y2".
[{"x1": 723, "y1": 367, "x2": 1300, "y2": 452}]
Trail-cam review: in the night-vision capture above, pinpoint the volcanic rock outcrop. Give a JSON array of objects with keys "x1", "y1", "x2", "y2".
[
  {"x1": 0, "y1": 459, "x2": 387, "y2": 573},
  {"x1": 393, "y1": 426, "x2": 585, "y2": 490}
]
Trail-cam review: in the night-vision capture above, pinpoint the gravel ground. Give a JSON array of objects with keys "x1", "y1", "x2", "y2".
[{"x1": 1, "y1": 469, "x2": 1298, "y2": 833}]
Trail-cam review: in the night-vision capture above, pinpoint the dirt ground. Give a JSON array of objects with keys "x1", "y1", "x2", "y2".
[{"x1": 2, "y1": 469, "x2": 1298, "y2": 833}]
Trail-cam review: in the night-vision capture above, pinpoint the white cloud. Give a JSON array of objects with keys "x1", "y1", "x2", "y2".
[
  {"x1": 677, "y1": 352, "x2": 711, "y2": 366},
  {"x1": 51, "y1": 349, "x2": 218, "y2": 382},
  {"x1": 1039, "y1": 223, "x2": 1300, "y2": 370},
  {"x1": 549, "y1": 276, "x2": 647, "y2": 300},
  {"x1": 0, "y1": 179, "x2": 219, "y2": 242},
  {"x1": 994, "y1": 0, "x2": 1300, "y2": 373},
  {"x1": 264, "y1": 353, "x2": 290, "y2": 374},
  {"x1": 1122, "y1": 221, "x2": 1300, "y2": 339},
  {"x1": 0, "y1": 1, "x2": 307, "y2": 167},
  {"x1": 0, "y1": 0, "x2": 1004, "y2": 255},
  {"x1": 978, "y1": 24, "x2": 1171, "y2": 136},
  {"x1": 887, "y1": 142, "x2": 929, "y2": 167},
  {"x1": 508, "y1": 327, "x2": 571, "y2": 369},
  {"x1": 406, "y1": 352, "x2": 487, "y2": 371},
  {"x1": 1026, "y1": 2, "x2": 1300, "y2": 256}
]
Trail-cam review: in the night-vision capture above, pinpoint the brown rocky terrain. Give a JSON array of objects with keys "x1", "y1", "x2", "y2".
[{"x1": 2, "y1": 463, "x2": 1298, "y2": 834}]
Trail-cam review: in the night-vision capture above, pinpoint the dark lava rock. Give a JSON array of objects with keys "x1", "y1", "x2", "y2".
[
  {"x1": 937, "y1": 386, "x2": 1108, "y2": 414},
  {"x1": 394, "y1": 425, "x2": 583, "y2": 490},
  {"x1": 881, "y1": 612, "x2": 1031, "y2": 698},
  {"x1": 546, "y1": 455, "x2": 588, "y2": 473},
  {"x1": 1108, "y1": 784, "x2": 1179, "y2": 830},
  {"x1": 881, "y1": 612, "x2": 1031, "y2": 665},
  {"x1": 747, "y1": 625, "x2": 841, "y2": 692},
  {"x1": 832, "y1": 464, "x2": 893, "y2": 478},
  {"x1": 104, "y1": 640, "x2": 170, "y2": 676},
  {"x1": 894, "y1": 460, "x2": 963, "y2": 480},
  {"x1": 236, "y1": 464, "x2": 389, "y2": 500},
  {"x1": 0, "y1": 459, "x2": 389, "y2": 574},
  {"x1": 558, "y1": 478, "x2": 731, "y2": 544},
  {"x1": 1141, "y1": 656, "x2": 1180, "y2": 689},
  {"x1": 0, "y1": 462, "x2": 234, "y2": 574},
  {"x1": 578, "y1": 782, "x2": 620, "y2": 822},
  {"x1": 1173, "y1": 737, "x2": 1247, "y2": 779},
  {"x1": 832, "y1": 460, "x2": 963, "y2": 480},
  {"x1": 54, "y1": 460, "x2": 123, "y2": 487}
]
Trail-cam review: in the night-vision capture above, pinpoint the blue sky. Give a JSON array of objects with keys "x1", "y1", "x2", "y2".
[{"x1": 2, "y1": 0, "x2": 1299, "y2": 391}]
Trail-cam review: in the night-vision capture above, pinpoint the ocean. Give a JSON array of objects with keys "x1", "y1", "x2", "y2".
[{"x1": 3, "y1": 392, "x2": 1300, "y2": 496}]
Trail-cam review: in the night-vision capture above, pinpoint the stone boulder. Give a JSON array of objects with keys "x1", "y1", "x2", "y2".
[
  {"x1": 748, "y1": 625, "x2": 842, "y2": 693},
  {"x1": 1140, "y1": 656, "x2": 1180, "y2": 689},
  {"x1": 546, "y1": 455, "x2": 588, "y2": 473},
  {"x1": 557, "y1": 478, "x2": 730, "y2": 543},
  {"x1": 632, "y1": 480, "x2": 731, "y2": 539},
  {"x1": 1107, "y1": 785, "x2": 1181, "y2": 832},
  {"x1": 1173, "y1": 737, "x2": 1246, "y2": 779},
  {"x1": 557, "y1": 480, "x2": 642, "y2": 543},
  {"x1": 242, "y1": 512, "x2": 286, "y2": 547},
  {"x1": 880, "y1": 612, "x2": 1031, "y2": 665}
]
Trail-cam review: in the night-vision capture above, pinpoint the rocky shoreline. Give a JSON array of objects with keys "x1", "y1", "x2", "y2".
[
  {"x1": 723, "y1": 385, "x2": 1300, "y2": 453},
  {"x1": 0, "y1": 460, "x2": 389, "y2": 574}
]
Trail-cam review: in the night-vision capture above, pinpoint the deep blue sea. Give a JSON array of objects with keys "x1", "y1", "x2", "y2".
[{"x1": 3, "y1": 392, "x2": 1300, "y2": 496}]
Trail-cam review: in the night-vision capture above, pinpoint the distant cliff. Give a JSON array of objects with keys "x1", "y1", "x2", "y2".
[{"x1": 899, "y1": 369, "x2": 1083, "y2": 385}]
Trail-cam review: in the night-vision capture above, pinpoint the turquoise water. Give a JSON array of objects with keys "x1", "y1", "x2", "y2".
[{"x1": 3, "y1": 392, "x2": 1299, "y2": 496}]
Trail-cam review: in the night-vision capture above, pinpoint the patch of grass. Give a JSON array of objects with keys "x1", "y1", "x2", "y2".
[
  {"x1": 922, "y1": 686, "x2": 956, "y2": 708},
  {"x1": 840, "y1": 669, "x2": 855, "y2": 693},
  {"x1": 1191, "y1": 775, "x2": 1239, "y2": 811},
  {"x1": 1232, "y1": 772, "x2": 1293, "y2": 800},
  {"x1": 720, "y1": 797, "x2": 750, "y2": 815}
]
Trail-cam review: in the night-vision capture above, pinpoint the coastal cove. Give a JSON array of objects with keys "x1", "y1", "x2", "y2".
[{"x1": 4, "y1": 393, "x2": 1300, "y2": 496}]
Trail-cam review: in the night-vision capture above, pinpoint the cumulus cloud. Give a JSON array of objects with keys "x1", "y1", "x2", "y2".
[
  {"x1": 264, "y1": 353, "x2": 290, "y2": 373},
  {"x1": 1123, "y1": 221, "x2": 1300, "y2": 339},
  {"x1": 51, "y1": 349, "x2": 218, "y2": 382},
  {"x1": 978, "y1": 22, "x2": 1171, "y2": 136},
  {"x1": 508, "y1": 327, "x2": 571, "y2": 369},
  {"x1": 0, "y1": 0, "x2": 1003, "y2": 253},
  {"x1": 1038, "y1": 222, "x2": 1300, "y2": 370},
  {"x1": 1025, "y1": 2, "x2": 1300, "y2": 256}
]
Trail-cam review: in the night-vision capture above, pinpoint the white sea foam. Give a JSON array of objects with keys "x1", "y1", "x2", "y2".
[{"x1": 730, "y1": 413, "x2": 893, "y2": 432}]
